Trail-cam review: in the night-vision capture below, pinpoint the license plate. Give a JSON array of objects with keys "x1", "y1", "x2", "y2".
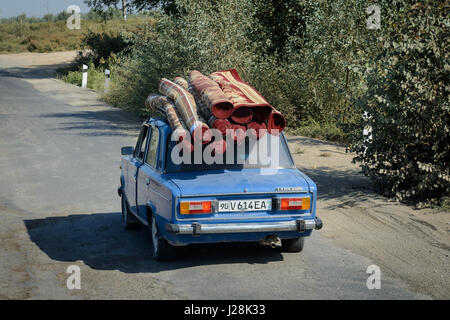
[{"x1": 218, "y1": 199, "x2": 272, "y2": 212}]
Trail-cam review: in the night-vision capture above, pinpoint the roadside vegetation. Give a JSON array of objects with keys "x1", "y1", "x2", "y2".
[
  {"x1": 2, "y1": 0, "x2": 448, "y2": 206},
  {"x1": 0, "y1": 10, "x2": 149, "y2": 53}
]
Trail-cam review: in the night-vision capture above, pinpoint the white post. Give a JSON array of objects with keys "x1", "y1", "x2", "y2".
[
  {"x1": 81, "y1": 64, "x2": 88, "y2": 88},
  {"x1": 104, "y1": 69, "x2": 110, "y2": 92},
  {"x1": 362, "y1": 111, "x2": 372, "y2": 155}
]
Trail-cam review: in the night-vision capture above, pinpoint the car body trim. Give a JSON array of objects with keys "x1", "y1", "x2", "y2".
[{"x1": 166, "y1": 219, "x2": 316, "y2": 235}]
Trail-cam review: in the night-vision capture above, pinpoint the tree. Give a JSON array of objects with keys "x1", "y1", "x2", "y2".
[
  {"x1": 84, "y1": 0, "x2": 128, "y2": 20},
  {"x1": 351, "y1": 1, "x2": 449, "y2": 204},
  {"x1": 84, "y1": 0, "x2": 177, "y2": 18}
]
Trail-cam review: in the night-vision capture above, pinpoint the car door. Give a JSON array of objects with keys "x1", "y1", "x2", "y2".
[
  {"x1": 127, "y1": 124, "x2": 149, "y2": 215},
  {"x1": 136, "y1": 125, "x2": 160, "y2": 221}
]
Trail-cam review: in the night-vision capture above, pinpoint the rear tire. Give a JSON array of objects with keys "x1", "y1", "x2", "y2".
[
  {"x1": 150, "y1": 214, "x2": 174, "y2": 261},
  {"x1": 121, "y1": 195, "x2": 139, "y2": 229},
  {"x1": 281, "y1": 237, "x2": 305, "y2": 252}
]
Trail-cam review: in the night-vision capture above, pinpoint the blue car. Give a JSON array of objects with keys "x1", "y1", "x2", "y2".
[{"x1": 118, "y1": 117, "x2": 322, "y2": 260}]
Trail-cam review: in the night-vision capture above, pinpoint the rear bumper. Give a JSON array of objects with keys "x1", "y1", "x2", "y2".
[{"x1": 166, "y1": 217, "x2": 323, "y2": 236}]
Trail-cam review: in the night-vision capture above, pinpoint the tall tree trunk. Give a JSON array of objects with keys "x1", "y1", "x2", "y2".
[{"x1": 122, "y1": 0, "x2": 127, "y2": 21}]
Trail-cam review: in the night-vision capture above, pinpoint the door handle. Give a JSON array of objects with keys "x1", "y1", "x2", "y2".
[{"x1": 146, "y1": 178, "x2": 151, "y2": 186}]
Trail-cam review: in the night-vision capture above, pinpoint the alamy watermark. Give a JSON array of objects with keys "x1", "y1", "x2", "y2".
[
  {"x1": 66, "y1": 5, "x2": 81, "y2": 30},
  {"x1": 66, "y1": 265, "x2": 81, "y2": 290},
  {"x1": 170, "y1": 128, "x2": 280, "y2": 175},
  {"x1": 366, "y1": 5, "x2": 381, "y2": 30},
  {"x1": 366, "y1": 264, "x2": 381, "y2": 289}
]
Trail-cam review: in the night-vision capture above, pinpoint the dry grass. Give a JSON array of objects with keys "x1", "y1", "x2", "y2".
[{"x1": 0, "y1": 17, "x2": 149, "y2": 53}]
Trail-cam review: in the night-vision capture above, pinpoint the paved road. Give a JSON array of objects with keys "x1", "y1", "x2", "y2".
[{"x1": 0, "y1": 55, "x2": 429, "y2": 299}]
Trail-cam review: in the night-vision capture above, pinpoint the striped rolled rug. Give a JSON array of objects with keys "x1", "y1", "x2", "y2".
[
  {"x1": 175, "y1": 75, "x2": 233, "y2": 137},
  {"x1": 189, "y1": 70, "x2": 234, "y2": 119},
  {"x1": 209, "y1": 69, "x2": 276, "y2": 125},
  {"x1": 159, "y1": 78, "x2": 211, "y2": 145},
  {"x1": 145, "y1": 94, "x2": 193, "y2": 152}
]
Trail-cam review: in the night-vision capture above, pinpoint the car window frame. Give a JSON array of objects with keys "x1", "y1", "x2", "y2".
[
  {"x1": 145, "y1": 125, "x2": 160, "y2": 170},
  {"x1": 134, "y1": 124, "x2": 150, "y2": 162}
]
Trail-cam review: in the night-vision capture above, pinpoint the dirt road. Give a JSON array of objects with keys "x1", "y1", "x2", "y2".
[
  {"x1": 0, "y1": 52, "x2": 447, "y2": 299},
  {"x1": 289, "y1": 137, "x2": 449, "y2": 299}
]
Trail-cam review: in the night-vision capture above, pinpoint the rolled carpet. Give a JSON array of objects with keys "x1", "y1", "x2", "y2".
[
  {"x1": 189, "y1": 70, "x2": 234, "y2": 119},
  {"x1": 173, "y1": 76, "x2": 189, "y2": 90},
  {"x1": 230, "y1": 106, "x2": 253, "y2": 124},
  {"x1": 176, "y1": 75, "x2": 233, "y2": 137},
  {"x1": 173, "y1": 76, "x2": 213, "y2": 144},
  {"x1": 145, "y1": 94, "x2": 188, "y2": 142},
  {"x1": 177, "y1": 75, "x2": 214, "y2": 121},
  {"x1": 159, "y1": 78, "x2": 211, "y2": 144},
  {"x1": 246, "y1": 121, "x2": 267, "y2": 140},
  {"x1": 267, "y1": 109, "x2": 286, "y2": 135},
  {"x1": 252, "y1": 106, "x2": 273, "y2": 122},
  {"x1": 209, "y1": 69, "x2": 274, "y2": 123},
  {"x1": 210, "y1": 117, "x2": 232, "y2": 136}
]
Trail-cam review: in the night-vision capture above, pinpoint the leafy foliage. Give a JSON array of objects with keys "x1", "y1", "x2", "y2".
[
  {"x1": 86, "y1": 0, "x2": 450, "y2": 204},
  {"x1": 350, "y1": 1, "x2": 449, "y2": 203}
]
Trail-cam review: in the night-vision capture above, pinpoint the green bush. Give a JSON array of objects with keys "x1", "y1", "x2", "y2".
[
  {"x1": 106, "y1": 0, "x2": 260, "y2": 115},
  {"x1": 81, "y1": 29, "x2": 133, "y2": 68},
  {"x1": 350, "y1": 2, "x2": 449, "y2": 204}
]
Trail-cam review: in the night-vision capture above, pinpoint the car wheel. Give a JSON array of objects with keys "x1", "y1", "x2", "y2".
[
  {"x1": 150, "y1": 214, "x2": 174, "y2": 261},
  {"x1": 121, "y1": 195, "x2": 139, "y2": 229},
  {"x1": 281, "y1": 237, "x2": 305, "y2": 252}
]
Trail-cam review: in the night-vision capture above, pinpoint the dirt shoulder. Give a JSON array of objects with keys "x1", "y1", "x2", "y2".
[
  {"x1": 287, "y1": 136, "x2": 449, "y2": 299},
  {"x1": 0, "y1": 51, "x2": 78, "y2": 78}
]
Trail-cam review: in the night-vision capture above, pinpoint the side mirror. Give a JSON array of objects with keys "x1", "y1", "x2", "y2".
[{"x1": 121, "y1": 146, "x2": 134, "y2": 155}]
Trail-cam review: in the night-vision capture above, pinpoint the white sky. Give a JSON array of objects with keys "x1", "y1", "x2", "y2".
[{"x1": 0, "y1": 0, "x2": 91, "y2": 18}]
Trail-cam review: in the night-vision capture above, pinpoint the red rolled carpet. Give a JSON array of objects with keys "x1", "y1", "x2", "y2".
[
  {"x1": 189, "y1": 70, "x2": 234, "y2": 119},
  {"x1": 267, "y1": 109, "x2": 286, "y2": 135},
  {"x1": 246, "y1": 121, "x2": 267, "y2": 140},
  {"x1": 230, "y1": 107, "x2": 253, "y2": 124},
  {"x1": 252, "y1": 106, "x2": 273, "y2": 122},
  {"x1": 209, "y1": 69, "x2": 274, "y2": 123},
  {"x1": 211, "y1": 118, "x2": 232, "y2": 136}
]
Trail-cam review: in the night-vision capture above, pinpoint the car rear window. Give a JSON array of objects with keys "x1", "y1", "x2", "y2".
[{"x1": 165, "y1": 134, "x2": 295, "y2": 172}]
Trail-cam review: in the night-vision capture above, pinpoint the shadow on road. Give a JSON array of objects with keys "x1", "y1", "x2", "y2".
[
  {"x1": 297, "y1": 166, "x2": 374, "y2": 204},
  {"x1": 24, "y1": 212, "x2": 283, "y2": 273},
  {"x1": 0, "y1": 65, "x2": 68, "y2": 79},
  {"x1": 39, "y1": 109, "x2": 142, "y2": 137}
]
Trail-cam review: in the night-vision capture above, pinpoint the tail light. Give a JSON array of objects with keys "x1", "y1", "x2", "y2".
[
  {"x1": 273, "y1": 197, "x2": 310, "y2": 211},
  {"x1": 180, "y1": 201, "x2": 213, "y2": 214}
]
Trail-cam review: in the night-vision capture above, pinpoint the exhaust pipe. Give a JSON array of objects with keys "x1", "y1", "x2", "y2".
[{"x1": 260, "y1": 235, "x2": 279, "y2": 248}]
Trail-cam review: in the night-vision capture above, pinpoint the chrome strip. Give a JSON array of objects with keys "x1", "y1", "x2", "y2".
[
  {"x1": 167, "y1": 219, "x2": 315, "y2": 235},
  {"x1": 176, "y1": 213, "x2": 312, "y2": 222},
  {"x1": 180, "y1": 190, "x2": 308, "y2": 198}
]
